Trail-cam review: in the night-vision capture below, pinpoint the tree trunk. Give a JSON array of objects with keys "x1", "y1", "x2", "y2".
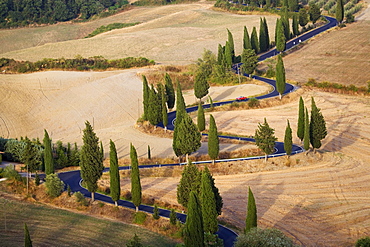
[
  {"x1": 279, "y1": 93, "x2": 282, "y2": 100},
  {"x1": 91, "y1": 192, "x2": 95, "y2": 202},
  {"x1": 115, "y1": 201, "x2": 118, "y2": 207},
  {"x1": 265, "y1": 154, "x2": 267, "y2": 163},
  {"x1": 136, "y1": 206, "x2": 139, "y2": 212},
  {"x1": 212, "y1": 159, "x2": 215, "y2": 166},
  {"x1": 186, "y1": 153, "x2": 189, "y2": 163}
]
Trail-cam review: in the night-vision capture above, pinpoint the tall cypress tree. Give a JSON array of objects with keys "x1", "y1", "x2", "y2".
[
  {"x1": 164, "y1": 73, "x2": 175, "y2": 110},
  {"x1": 43, "y1": 129, "x2": 54, "y2": 175},
  {"x1": 297, "y1": 96, "x2": 305, "y2": 142},
  {"x1": 173, "y1": 80, "x2": 186, "y2": 157},
  {"x1": 227, "y1": 28, "x2": 235, "y2": 62},
  {"x1": 251, "y1": 27, "x2": 259, "y2": 54},
  {"x1": 24, "y1": 223, "x2": 32, "y2": 247},
  {"x1": 80, "y1": 121, "x2": 104, "y2": 201},
  {"x1": 304, "y1": 107, "x2": 310, "y2": 151},
  {"x1": 142, "y1": 75, "x2": 150, "y2": 120},
  {"x1": 100, "y1": 141, "x2": 104, "y2": 162},
  {"x1": 217, "y1": 44, "x2": 225, "y2": 66},
  {"x1": 243, "y1": 26, "x2": 252, "y2": 50},
  {"x1": 203, "y1": 166, "x2": 223, "y2": 215},
  {"x1": 161, "y1": 84, "x2": 168, "y2": 131},
  {"x1": 177, "y1": 160, "x2": 201, "y2": 208},
  {"x1": 174, "y1": 113, "x2": 201, "y2": 161},
  {"x1": 263, "y1": 17, "x2": 270, "y2": 50},
  {"x1": 71, "y1": 143, "x2": 80, "y2": 167},
  {"x1": 259, "y1": 18, "x2": 267, "y2": 53},
  {"x1": 197, "y1": 102, "x2": 205, "y2": 132},
  {"x1": 201, "y1": 170, "x2": 218, "y2": 234},
  {"x1": 284, "y1": 120, "x2": 293, "y2": 156},
  {"x1": 224, "y1": 41, "x2": 233, "y2": 68},
  {"x1": 276, "y1": 54, "x2": 286, "y2": 99},
  {"x1": 245, "y1": 187, "x2": 257, "y2": 233},
  {"x1": 109, "y1": 140, "x2": 120, "y2": 206},
  {"x1": 292, "y1": 14, "x2": 299, "y2": 37},
  {"x1": 276, "y1": 18, "x2": 286, "y2": 52},
  {"x1": 183, "y1": 191, "x2": 204, "y2": 247},
  {"x1": 241, "y1": 49, "x2": 258, "y2": 75},
  {"x1": 147, "y1": 85, "x2": 162, "y2": 125},
  {"x1": 254, "y1": 118, "x2": 277, "y2": 162},
  {"x1": 130, "y1": 143, "x2": 142, "y2": 212},
  {"x1": 310, "y1": 97, "x2": 327, "y2": 152},
  {"x1": 194, "y1": 70, "x2": 210, "y2": 100},
  {"x1": 281, "y1": 7, "x2": 290, "y2": 40},
  {"x1": 208, "y1": 115, "x2": 219, "y2": 164},
  {"x1": 336, "y1": 0, "x2": 344, "y2": 24}
]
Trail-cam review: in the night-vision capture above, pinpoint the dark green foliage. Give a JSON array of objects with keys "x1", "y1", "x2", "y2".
[
  {"x1": 85, "y1": 22, "x2": 139, "y2": 38},
  {"x1": 80, "y1": 121, "x2": 104, "y2": 201},
  {"x1": 284, "y1": 120, "x2": 293, "y2": 156},
  {"x1": 227, "y1": 29, "x2": 235, "y2": 62},
  {"x1": 263, "y1": 18, "x2": 270, "y2": 50},
  {"x1": 245, "y1": 187, "x2": 257, "y2": 233},
  {"x1": 197, "y1": 103, "x2": 206, "y2": 132},
  {"x1": 174, "y1": 113, "x2": 201, "y2": 158},
  {"x1": 292, "y1": 14, "x2": 299, "y2": 36},
  {"x1": 70, "y1": 143, "x2": 80, "y2": 167},
  {"x1": 147, "y1": 85, "x2": 162, "y2": 125},
  {"x1": 55, "y1": 140, "x2": 68, "y2": 169},
  {"x1": 276, "y1": 55, "x2": 286, "y2": 99},
  {"x1": 0, "y1": 166, "x2": 21, "y2": 181},
  {"x1": 254, "y1": 118, "x2": 277, "y2": 161},
  {"x1": 251, "y1": 27, "x2": 259, "y2": 54},
  {"x1": 275, "y1": 19, "x2": 286, "y2": 52},
  {"x1": 161, "y1": 84, "x2": 168, "y2": 130},
  {"x1": 177, "y1": 160, "x2": 201, "y2": 208},
  {"x1": 201, "y1": 170, "x2": 218, "y2": 234},
  {"x1": 243, "y1": 26, "x2": 252, "y2": 50},
  {"x1": 43, "y1": 129, "x2": 54, "y2": 175},
  {"x1": 153, "y1": 205, "x2": 160, "y2": 220},
  {"x1": 109, "y1": 140, "x2": 120, "y2": 206},
  {"x1": 194, "y1": 70, "x2": 210, "y2": 100},
  {"x1": 23, "y1": 138, "x2": 42, "y2": 173},
  {"x1": 100, "y1": 141, "x2": 104, "y2": 162},
  {"x1": 164, "y1": 73, "x2": 175, "y2": 110},
  {"x1": 75, "y1": 191, "x2": 89, "y2": 206},
  {"x1": 310, "y1": 97, "x2": 327, "y2": 150},
  {"x1": 147, "y1": 145, "x2": 151, "y2": 160},
  {"x1": 241, "y1": 49, "x2": 258, "y2": 75},
  {"x1": 67, "y1": 184, "x2": 71, "y2": 197},
  {"x1": 297, "y1": 96, "x2": 305, "y2": 141},
  {"x1": 173, "y1": 81, "x2": 186, "y2": 157},
  {"x1": 259, "y1": 18, "x2": 269, "y2": 53},
  {"x1": 281, "y1": 8, "x2": 290, "y2": 40},
  {"x1": 126, "y1": 233, "x2": 143, "y2": 247},
  {"x1": 183, "y1": 191, "x2": 204, "y2": 247},
  {"x1": 45, "y1": 173, "x2": 65, "y2": 198},
  {"x1": 170, "y1": 209, "x2": 177, "y2": 225},
  {"x1": 130, "y1": 143, "x2": 142, "y2": 212},
  {"x1": 224, "y1": 41, "x2": 233, "y2": 68},
  {"x1": 24, "y1": 223, "x2": 32, "y2": 247},
  {"x1": 304, "y1": 108, "x2": 310, "y2": 151},
  {"x1": 309, "y1": 3, "x2": 321, "y2": 24},
  {"x1": 288, "y1": 0, "x2": 298, "y2": 11},
  {"x1": 203, "y1": 166, "x2": 223, "y2": 216},
  {"x1": 235, "y1": 228, "x2": 296, "y2": 247},
  {"x1": 356, "y1": 236, "x2": 370, "y2": 247},
  {"x1": 299, "y1": 8, "x2": 309, "y2": 27},
  {"x1": 336, "y1": 0, "x2": 344, "y2": 24},
  {"x1": 346, "y1": 13, "x2": 355, "y2": 23},
  {"x1": 35, "y1": 172, "x2": 40, "y2": 186},
  {"x1": 208, "y1": 115, "x2": 219, "y2": 162},
  {"x1": 142, "y1": 75, "x2": 150, "y2": 121},
  {"x1": 204, "y1": 232, "x2": 224, "y2": 247},
  {"x1": 217, "y1": 44, "x2": 226, "y2": 67}
]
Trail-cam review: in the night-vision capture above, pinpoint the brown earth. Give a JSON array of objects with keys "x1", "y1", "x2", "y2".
[{"x1": 0, "y1": 2, "x2": 369, "y2": 246}]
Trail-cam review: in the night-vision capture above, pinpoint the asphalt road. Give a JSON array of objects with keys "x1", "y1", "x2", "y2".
[{"x1": 60, "y1": 14, "x2": 337, "y2": 247}]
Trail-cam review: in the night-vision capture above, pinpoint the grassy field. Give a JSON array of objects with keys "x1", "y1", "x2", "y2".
[{"x1": 0, "y1": 197, "x2": 178, "y2": 247}]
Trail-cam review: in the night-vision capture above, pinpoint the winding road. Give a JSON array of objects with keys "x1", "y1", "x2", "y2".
[{"x1": 60, "y1": 14, "x2": 337, "y2": 247}]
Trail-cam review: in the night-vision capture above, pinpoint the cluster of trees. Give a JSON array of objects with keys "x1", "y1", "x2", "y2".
[
  {"x1": 0, "y1": 0, "x2": 129, "y2": 28},
  {"x1": 177, "y1": 162, "x2": 224, "y2": 246},
  {"x1": 0, "y1": 56, "x2": 154, "y2": 73},
  {"x1": 85, "y1": 22, "x2": 139, "y2": 38}
]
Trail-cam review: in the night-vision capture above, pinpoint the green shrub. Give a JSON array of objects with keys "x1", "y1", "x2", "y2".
[
  {"x1": 356, "y1": 236, "x2": 370, "y2": 247},
  {"x1": 126, "y1": 233, "x2": 143, "y2": 247},
  {"x1": 248, "y1": 98, "x2": 259, "y2": 107},
  {"x1": 0, "y1": 165, "x2": 22, "y2": 181},
  {"x1": 45, "y1": 174, "x2": 65, "y2": 198},
  {"x1": 234, "y1": 228, "x2": 297, "y2": 247},
  {"x1": 152, "y1": 205, "x2": 160, "y2": 220},
  {"x1": 134, "y1": 212, "x2": 147, "y2": 224},
  {"x1": 169, "y1": 209, "x2": 177, "y2": 225},
  {"x1": 74, "y1": 191, "x2": 89, "y2": 206}
]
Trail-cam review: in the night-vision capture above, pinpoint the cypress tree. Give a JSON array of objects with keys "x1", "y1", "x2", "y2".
[
  {"x1": 24, "y1": 223, "x2": 32, "y2": 247},
  {"x1": 161, "y1": 84, "x2": 168, "y2": 131},
  {"x1": 197, "y1": 102, "x2": 205, "y2": 132},
  {"x1": 276, "y1": 54, "x2": 286, "y2": 99},
  {"x1": 194, "y1": 70, "x2": 210, "y2": 100},
  {"x1": 309, "y1": 3, "x2": 321, "y2": 25},
  {"x1": 147, "y1": 145, "x2": 151, "y2": 159},
  {"x1": 241, "y1": 49, "x2": 258, "y2": 75},
  {"x1": 71, "y1": 143, "x2": 80, "y2": 167},
  {"x1": 201, "y1": 170, "x2": 218, "y2": 234},
  {"x1": 251, "y1": 27, "x2": 259, "y2": 54},
  {"x1": 67, "y1": 142, "x2": 72, "y2": 166},
  {"x1": 292, "y1": 14, "x2": 299, "y2": 37},
  {"x1": 153, "y1": 205, "x2": 160, "y2": 220},
  {"x1": 203, "y1": 166, "x2": 223, "y2": 215},
  {"x1": 80, "y1": 121, "x2": 104, "y2": 201},
  {"x1": 109, "y1": 139, "x2": 120, "y2": 206},
  {"x1": 299, "y1": 8, "x2": 309, "y2": 28},
  {"x1": 183, "y1": 191, "x2": 204, "y2": 247},
  {"x1": 208, "y1": 115, "x2": 219, "y2": 164},
  {"x1": 336, "y1": 0, "x2": 344, "y2": 24},
  {"x1": 263, "y1": 17, "x2": 270, "y2": 50},
  {"x1": 243, "y1": 26, "x2": 252, "y2": 50},
  {"x1": 304, "y1": 107, "x2": 310, "y2": 151},
  {"x1": 254, "y1": 118, "x2": 277, "y2": 162},
  {"x1": 227, "y1": 28, "x2": 235, "y2": 62},
  {"x1": 281, "y1": 7, "x2": 290, "y2": 40},
  {"x1": 173, "y1": 81, "x2": 186, "y2": 157},
  {"x1": 245, "y1": 187, "x2": 257, "y2": 233},
  {"x1": 224, "y1": 41, "x2": 233, "y2": 68},
  {"x1": 147, "y1": 85, "x2": 162, "y2": 125},
  {"x1": 174, "y1": 113, "x2": 201, "y2": 161},
  {"x1": 284, "y1": 120, "x2": 293, "y2": 156},
  {"x1": 43, "y1": 129, "x2": 54, "y2": 175},
  {"x1": 310, "y1": 97, "x2": 327, "y2": 151},
  {"x1": 288, "y1": 0, "x2": 298, "y2": 11},
  {"x1": 275, "y1": 18, "x2": 286, "y2": 52},
  {"x1": 100, "y1": 141, "x2": 104, "y2": 162},
  {"x1": 297, "y1": 96, "x2": 305, "y2": 142},
  {"x1": 130, "y1": 143, "x2": 142, "y2": 212},
  {"x1": 259, "y1": 18, "x2": 267, "y2": 53},
  {"x1": 177, "y1": 160, "x2": 201, "y2": 208},
  {"x1": 170, "y1": 209, "x2": 177, "y2": 225},
  {"x1": 217, "y1": 44, "x2": 225, "y2": 66},
  {"x1": 164, "y1": 73, "x2": 175, "y2": 110},
  {"x1": 142, "y1": 75, "x2": 150, "y2": 120}
]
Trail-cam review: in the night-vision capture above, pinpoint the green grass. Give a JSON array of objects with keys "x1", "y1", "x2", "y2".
[
  {"x1": 85, "y1": 22, "x2": 140, "y2": 38},
  {"x1": 0, "y1": 198, "x2": 177, "y2": 247}
]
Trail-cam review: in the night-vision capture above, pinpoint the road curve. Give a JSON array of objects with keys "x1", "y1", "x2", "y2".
[{"x1": 60, "y1": 14, "x2": 337, "y2": 247}]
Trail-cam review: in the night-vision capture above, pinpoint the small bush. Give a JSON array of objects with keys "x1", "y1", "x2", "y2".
[
  {"x1": 74, "y1": 191, "x2": 89, "y2": 206},
  {"x1": 234, "y1": 228, "x2": 297, "y2": 247},
  {"x1": 134, "y1": 212, "x2": 147, "y2": 224},
  {"x1": 45, "y1": 174, "x2": 65, "y2": 198},
  {"x1": 0, "y1": 165, "x2": 22, "y2": 181},
  {"x1": 170, "y1": 209, "x2": 177, "y2": 225},
  {"x1": 356, "y1": 236, "x2": 370, "y2": 247},
  {"x1": 153, "y1": 205, "x2": 160, "y2": 220},
  {"x1": 126, "y1": 233, "x2": 143, "y2": 247},
  {"x1": 248, "y1": 98, "x2": 259, "y2": 107}
]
